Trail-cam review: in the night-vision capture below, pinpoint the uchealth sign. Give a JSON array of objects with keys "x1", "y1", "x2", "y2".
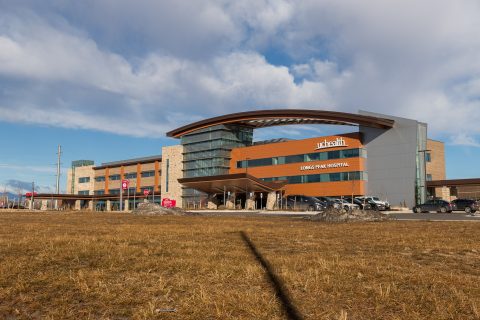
[
  {"x1": 300, "y1": 162, "x2": 349, "y2": 171},
  {"x1": 315, "y1": 137, "x2": 347, "y2": 150}
]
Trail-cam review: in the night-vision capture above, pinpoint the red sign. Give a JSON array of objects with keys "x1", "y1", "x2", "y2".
[
  {"x1": 161, "y1": 198, "x2": 176, "y2": 208},
  {"x1": 121, "y1": 179, "x2": 129, "y2": 190},
  {"x1": 143, "y1": 189, "x2": 150, "y2": 196},
  {"x1": 25, "y1": 192, "x2": 38, "y2": 197}
]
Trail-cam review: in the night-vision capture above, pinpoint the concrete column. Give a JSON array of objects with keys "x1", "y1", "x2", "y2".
[
  {"x1": 88, "y1": 200, "x2": 94, "y2": 211},
  {"x1": 246, "y1": 193, "x2": 256, "y2": 210},
  {"x1": 41, "y1": 200, "x2": 49, "y2": 211},
  {"x1": 124, "y1": 199, "x2": 129, "y2": 211},
  {"x1": 266, "y1": 192, "x2": 277, "y2": 210},
  {"x1": 206, "y1": 194, "x2": 218, "y2": 210},
  {"x1": 226, "y1": 192, "x2": 235, "y2": 209},
  {"x1": 106, "y1": 200, "x2": 112, "y2": 211},
  {"x1": 74, "y1": 200, "x2": 81, "y2": 210}
]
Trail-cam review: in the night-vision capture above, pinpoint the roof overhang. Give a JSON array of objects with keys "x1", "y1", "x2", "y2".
[
  {"x1": 166, "y1": 109, "x2": 395, "y2": 138},
  {"x1": 178, "y1": 173, "x2": 285, "y2": 194},
  {"x1": 427, "y1": 178, "x2": 480, "y2": 188},
  {"x1": 25, "y1": 193, "x2": 151, "y2": 200}
]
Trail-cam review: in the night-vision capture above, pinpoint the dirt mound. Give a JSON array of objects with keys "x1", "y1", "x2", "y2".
[
  {"x1": 308, "y1": 208, "x2": 391, "y2": 222},
  {"x1": 132, "y1": 202, "x2": 195, "y2": 216}
]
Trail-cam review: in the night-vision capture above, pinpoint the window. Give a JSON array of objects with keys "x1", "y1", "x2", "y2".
[
  {"x1": 426, "y1": 174, "x2": 432, "y2": 181},
  {"x1": 426, "y1": 152, "x2": 432, "y2": 162},
  {"x1": 109, "y1": 188, "x2": 120, "y2": 195},
  {"x1": 124, "y1": 173, "x2": 137, "y2": 179},
  {"x1": 109, "y1": 174, "x2": 121, "y2": 181},
  {"x1": 141, "y1": 186, "x2": 154, "y2": 193},
  {"x1": 95, "y1": 176, "x2": 105, "y2": 182},
  {"x1": 166, "y1": 159, "x2": 170, "y2": 192},
  {"x1": 78, "y1": 190, "x2": 89, "y2": 195},
  {"x1": 261, "y1": 171, "x2": 365, "y2": 185},
  {"x1": 78, "y1": 177, "x2": 90, "y2": 183},
  {"x1": 141, "y1": 170, "x2": 155, "y2": 178},
  {"x1": 94, "y1": 190, "x2": 105, "y2": 195}
]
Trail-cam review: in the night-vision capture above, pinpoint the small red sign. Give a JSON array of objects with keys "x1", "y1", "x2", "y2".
[
  {"x1": 25, "y1": 192, "x2": 38, "y2": 197},
  {"x1": 143, "y1": 189, "x2": 150, "y2": 196},
  {"x1": 161, "y1": 198, "x2": 176, "y2": 208}
]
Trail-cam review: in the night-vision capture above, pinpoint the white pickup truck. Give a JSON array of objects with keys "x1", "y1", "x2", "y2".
[{"x1": 356, "y1": 196, "x2": 390, "y2": 211}]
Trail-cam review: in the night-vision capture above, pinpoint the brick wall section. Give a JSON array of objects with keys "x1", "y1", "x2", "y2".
[
  {"x1": 160, "y1": 145, "x2": 184, "y2": 207},
  {"x1": 426, "y1": 139, "x2": 446, "y2": 198},
  {"x1": 66, "y1": 165, "x2": 95, "y2": 195}
]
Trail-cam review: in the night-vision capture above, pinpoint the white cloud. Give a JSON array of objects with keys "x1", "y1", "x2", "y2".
[
  {"x1": 447, "y1": 133, "x2": 480, "y2": 148},
  {"x1": 0, "y1": 1, "x2": 479, "y2": 144}
]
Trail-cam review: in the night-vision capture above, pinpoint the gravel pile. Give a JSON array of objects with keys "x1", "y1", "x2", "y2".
[
  {"x1": 132, "y1": 202, "x2": 195, "y2": 216},
  {"x1": 308, "y1": 208, "x2": 391, "y2": 222}
]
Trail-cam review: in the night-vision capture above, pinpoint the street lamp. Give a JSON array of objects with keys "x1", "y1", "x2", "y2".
[
  {"x1": 418, "y1": 149, "x2": 431, "y2": 204},
  {"x1": 245, "y1": 157, "x2": 250, "y2": 209}
]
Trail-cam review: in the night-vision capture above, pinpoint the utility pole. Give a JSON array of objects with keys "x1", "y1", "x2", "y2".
[
  {"x1": 55, "y1": 145, "x2": 62, "y2": 209},
  {"x1": 31, "y1": 181, "x2": 35, "y2": 210}
]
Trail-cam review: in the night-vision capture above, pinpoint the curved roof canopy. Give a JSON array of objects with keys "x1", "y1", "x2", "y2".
[{"x1": 166, "y1": 109, "x2": 395, "y2": 138}]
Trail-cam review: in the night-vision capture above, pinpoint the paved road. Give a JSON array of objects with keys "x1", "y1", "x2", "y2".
[
  {"x1": 191, "y1": 210, "x2": 480, "y2": 221},
  {"x1": 390, "y1": 212, "x2": 480, "y2": 221}
]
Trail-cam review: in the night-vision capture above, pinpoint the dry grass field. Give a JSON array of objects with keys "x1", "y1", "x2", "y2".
[{"x1": 0, "y1": 212, "x2": 479, "y2": 320}]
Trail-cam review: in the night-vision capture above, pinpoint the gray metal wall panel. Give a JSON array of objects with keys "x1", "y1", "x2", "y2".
[{"x1": 359, "y1": 111, "x2": 423, "y2": 208}]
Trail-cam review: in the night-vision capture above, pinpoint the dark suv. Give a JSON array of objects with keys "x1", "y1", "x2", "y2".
[
  {"x1": 451, "y1": 199, "x2": 479, "y2": 214},
  {"x1": 286, "y1": 195, "x2": 326, "y2": 211},
  {"x1": 413, "y1": 199, "x2": 455, "y2": 213}
]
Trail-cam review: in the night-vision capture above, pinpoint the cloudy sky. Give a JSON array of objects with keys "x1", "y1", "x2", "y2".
[{"x1": 1, "y1": 0, "x2": 480, "y2": 193}]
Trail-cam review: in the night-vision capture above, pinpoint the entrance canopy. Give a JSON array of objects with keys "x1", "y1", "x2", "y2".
[{"x1": 178, "y1": 173, "x2": 285, "y2": 194}]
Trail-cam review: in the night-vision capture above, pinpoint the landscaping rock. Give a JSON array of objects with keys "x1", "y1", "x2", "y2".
[{"x1": 132, "y1": 202, "x2": 196, "y2": 216}]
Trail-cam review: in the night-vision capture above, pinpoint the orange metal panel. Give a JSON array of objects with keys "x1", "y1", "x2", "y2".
[
  {"x1": 284, "y1": 181, "x2": 365, "y2": 197},
  {"x1": 229, "y1": 132, "x2": 365, "y2": 197}
]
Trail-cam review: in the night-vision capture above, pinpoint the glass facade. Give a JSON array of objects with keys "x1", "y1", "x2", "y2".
[
  {"x1": 182, "y1": 124, "x2": 253, "y2": 178},
  {"x1": 181, "y1": 124, "x2": 253, "y2": 204},
  {"x1": 416, "y1": 123, "x2": 428, "y2": 204},
  {"x1": 237, "y1": 148, "x2": 365, "y2": 168}
]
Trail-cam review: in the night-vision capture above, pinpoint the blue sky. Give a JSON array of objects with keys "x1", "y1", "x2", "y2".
[{"x1": 1, "y1": 0, "x2": 480, "y2": 193}]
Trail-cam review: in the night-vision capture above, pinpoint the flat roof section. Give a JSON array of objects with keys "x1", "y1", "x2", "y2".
[
  {"x1": 94, "y1": 155, "x2": 162, "y2": 170},
  {"x1": 178, "y1": 173, "x2": 286, "y2": 194},
  {"x1": 427, "y1": 178, "x2": 480, "y2": 187},
  {"x1": 166, "y1": 109, "x2": 395, "y2": 138}
]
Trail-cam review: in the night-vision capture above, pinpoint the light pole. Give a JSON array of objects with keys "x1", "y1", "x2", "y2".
[
  {"x1": 418, "y1": 149, "x2": 431, "y2": 204},
  {"x1": 245, "y1": 157, "x2": 250, "y2": 210}
]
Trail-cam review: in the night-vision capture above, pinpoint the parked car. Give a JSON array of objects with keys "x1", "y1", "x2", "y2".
[
  {"x1": 286, "y1": 195, "x2": 326, "y2": 211},
  {"x1": 412, "y1": 199, "x2": 455, "y2": 213},
  {"x1": 356, "y1": 196, "x2": 390, "y2": 210},
  {"x1": 316, "y1": 196, "x2": 341, "y2": 209},
  {"x1": 333, "y1": 199, "x2": 360, "y2": 211},
  {"x1": 451, "y1": 199, "x2": 479, "y2": 214},
  {"x1": 344, "y1": 197, "x2": 373, "y2": 210}
]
